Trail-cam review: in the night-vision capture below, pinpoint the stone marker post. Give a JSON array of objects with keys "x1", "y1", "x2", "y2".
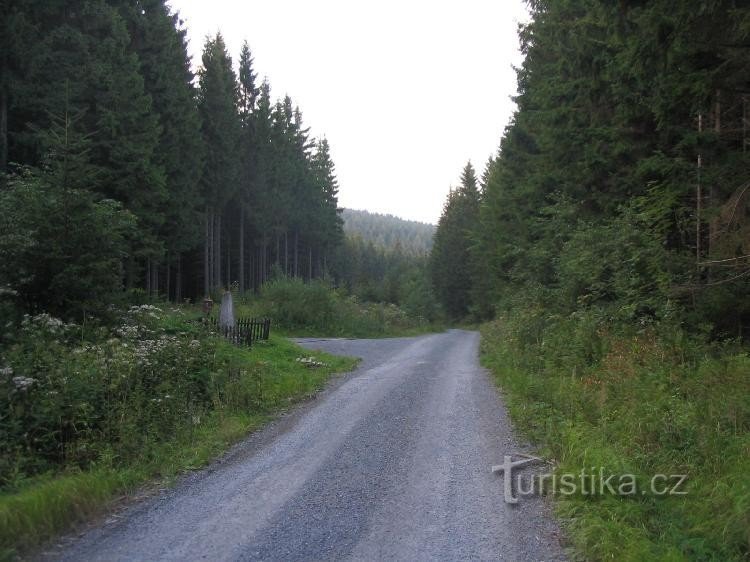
[{"x1": 219, "y1": 289, "x2": 235, "y2": 329}]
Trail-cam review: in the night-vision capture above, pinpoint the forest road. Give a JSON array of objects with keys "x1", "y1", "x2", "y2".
[{"x1": 45, "y1": 330, "x2": 566, "y2": 562}]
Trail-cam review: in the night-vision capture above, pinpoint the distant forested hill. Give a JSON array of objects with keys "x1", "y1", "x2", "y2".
[{"x1": 341, "y1": 209, "x2": 435, "y2": 255}]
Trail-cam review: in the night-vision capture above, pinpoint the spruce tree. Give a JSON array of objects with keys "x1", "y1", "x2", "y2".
[
  {"x1": 430, "y1": 161, "x2": 480, "y2": 319},
  {"x1": 237, "y1": 41, "x2": 258, "y2": 292},
  {"x1": 197, "y1": 33, "x2": 241, "y2": 293},
  {"x1": 116, "y1": 0, "x2": 204, "y2": 298}
]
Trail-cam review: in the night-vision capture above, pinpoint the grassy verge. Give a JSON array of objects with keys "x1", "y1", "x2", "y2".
[
  {"x1": 480, "y1": 311, "x2": 749, "y2": 561},
  {"x1": 0, "y1": 334, "x2": 357, "y2": 558}
]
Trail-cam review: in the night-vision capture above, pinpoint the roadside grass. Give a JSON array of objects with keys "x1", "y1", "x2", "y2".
[
  {"x1": 480, "y1": 311, "x2": 750, "y2": 561},
  {"x1": 0, "y1": 332, "x2": 357, "y2": 558}
]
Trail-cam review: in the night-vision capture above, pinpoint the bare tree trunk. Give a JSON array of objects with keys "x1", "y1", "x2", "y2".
[
  {"x1": 284, "y1": 231, "x2": 289, "y2": 276},
  {"x1": 166, "y1": 258, "x2": 171, "y2": 302},
  {"x1": 215, "y1": 212, "x2": 222, "y2": 289},
  {"x1": 0, "y1": 80, "x2": 7, "y2": 180},
  {"x1": 275, "y1": 234, "x2": 280, "y2": 267},
  {"x1": 294, "y1": 230, "x2": 299, "y2": 278},
  {"x1": 247, "y1": 246, "x2": 255, "y2": 291},
  {"x1": 697, "y1": 114, "x2": 703, "y2": 267},
  {"x1": 708, "y1": 90, "x2": 721, "y2": 261},
  {"x1": 205, "y1": 208, "x2": 211, "y2": 295},
  {"x1": 146, "y1": 259, "x2": 151, "y2": 296},
  {"x1": 308, "y1": 246, "x2": 312, "y2": 280},
  {"x1": 176, "y1": 254, "x2": 182, "y2": 302},
  {"x1": 744, "y1": 94, "x2": 748, "y2": 154},
  {"x1": 262, "y1": 241, "x2": 267, "y2": 284},
  {"x1": 226, "y1": 228, "x2": 231, "y2": 288},
  {"x1": 126, "y1": 256, "x2": 135, "y2": 290},
  {"x1": 239, "y1": 207, "x2": 245, "y2": 292},
  {"x1": 153, "y1": 262, "x2": 159, "y2": 299}
]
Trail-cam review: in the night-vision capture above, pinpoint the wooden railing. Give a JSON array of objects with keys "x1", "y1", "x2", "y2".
[{"x1": 206, "y1": 317, "x2": 271, "y2": 347}]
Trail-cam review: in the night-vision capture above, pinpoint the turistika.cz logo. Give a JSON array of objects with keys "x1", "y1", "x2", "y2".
[{"x1": 492, "y1": 454, "x2": 688, "y2": 504}]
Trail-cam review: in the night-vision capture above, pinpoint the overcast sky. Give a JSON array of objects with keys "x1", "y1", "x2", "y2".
[{"x1": 167, "y1": 0, "x2": 529, "y2": 224}]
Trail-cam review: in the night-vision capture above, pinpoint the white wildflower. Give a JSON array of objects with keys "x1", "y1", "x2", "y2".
[
  {"x1": 0, "y1": 286, "x2": 19, "y2": 297},
  {"x1": 296, "y1": 356, "x2": 326, "y2": 368},
  {"x1": 12, "y1": 376, "x2": 36, "y2": 390}
]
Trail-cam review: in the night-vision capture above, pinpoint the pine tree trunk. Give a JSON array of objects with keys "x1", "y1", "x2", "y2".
[
  {"x1": 126, "y1": 256, "x2": 135, "y2": 290},
  {"x1": 262, "y1": 241, "x2": 267, "y2": 284},
  {"x1": 294, "y1": 230, "x2": 299, "y2": 278},
  {"x1": 207, "y1": 213, "x2": 210, "y2": 293},
  {"x1": 247, "y1": 246, "x2": 255, "y2": 290},
  {"x1": 284, "y1": 231, "x2": 289, "y2": 276},
  {"x1": 166, "y1": 259, "x2": 171, "y2": 302},
  {"x1": 226, "y1": 229, "x2": 231, "y2": 287},
  {"x1": 176, "y1": 254, "x2": 182, "y2": 302},
  {"x1": 708, "y1": 89, "x2": 721, "y2": 261},
  {"x1": 146, "y1": 259, "x2": 151, "y2": 295},
  {"x1": 275, "y1": 235, "x2": 280, "y2": 267},
  {"x1": 239, "y1": 207, "x2": 245, "y2": 292},
  {"x1": 0, "y1": 80, "x2": 7, "y2": 179},
  {"x1": 697, "y1": 112, "x2": 704, "y2": 268},
  {"x1": 215, "y1": 212, "x2": 222, "y2": 289},
  {"x1": 308, "y1": 246, "x2": 312, "y2": 280},
  {"x1": 153, "y1": 262, "x2": 159, "y2": 298}
]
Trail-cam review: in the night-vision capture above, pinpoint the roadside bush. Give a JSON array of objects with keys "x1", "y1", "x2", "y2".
[
  {"x1": 258, "y1": 278, "x2": 337, "y2": 331},
  {"x1": 0, "y1": 303, "x2": 357, "y2": 553},
  {"x1": 254, "y1": 277, "x2": 434, "y2": 336},
  {"x1": 0, "y1": 306, "x2": 215, "y2": 489}
]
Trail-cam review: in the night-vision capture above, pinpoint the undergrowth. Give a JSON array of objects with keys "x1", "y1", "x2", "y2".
[
  {"x1": 480, "y1": 307, "x2": 750, "y2": 561},
  {"x1": 221, "y1": 277, "x2": 442, "y2": 337},
  {"x1": 0, "y1": 307, "x2": 356, "y2": 556}
]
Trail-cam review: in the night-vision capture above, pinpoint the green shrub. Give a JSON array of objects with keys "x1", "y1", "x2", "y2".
[
  {"x1": 253, "y1": 277, "x2": 435, "y2": 337},
  {"x1": 0, "y1": 169, "x2": 136, "y2": 320},
  {"x1": 258, "y1": 278, "x2": 337, "y2": 331},
  {"x1": 0, "y1": 303, "x2": 358, "y2": 553},
  {"x1": 0, "y1": 307, "x2": 216, "y2": 488}
]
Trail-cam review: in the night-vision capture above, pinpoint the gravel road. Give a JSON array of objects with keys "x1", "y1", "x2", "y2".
[{"x1": 45, "y1": 330, "x2": 566, "y2": 561}]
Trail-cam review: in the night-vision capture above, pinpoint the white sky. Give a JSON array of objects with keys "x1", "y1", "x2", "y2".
[{"x1": 168, "y1": 0, "x2": 529, "y2": 224}]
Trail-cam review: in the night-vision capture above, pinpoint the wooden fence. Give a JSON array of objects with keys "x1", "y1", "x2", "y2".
[{"x1": 206, "y1": 317, "x2": 271, "y2": 347}]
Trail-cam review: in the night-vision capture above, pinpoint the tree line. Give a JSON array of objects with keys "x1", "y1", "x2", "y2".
[
  {"x1": 329, "y1": 211, "x2": 440, "y2": 323},
  {"x1": 340, "y1": 208, "x2": 435, "y2": 255},
  {"x1": 0, "y1": 0, "x2": 342, "y2": 318},
  {"x1": 431, "y1": 0, "x2": 750, "y2": 336}
]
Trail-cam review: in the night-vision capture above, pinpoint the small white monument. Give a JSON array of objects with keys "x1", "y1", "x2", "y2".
[{"x1": 219, "y1": 289, "x2": 235, "y2": 329}]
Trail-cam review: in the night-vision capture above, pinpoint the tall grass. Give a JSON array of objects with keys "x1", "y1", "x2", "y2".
[{"x1": 481, "y1": 308, "x2": 750, "y2": 561}]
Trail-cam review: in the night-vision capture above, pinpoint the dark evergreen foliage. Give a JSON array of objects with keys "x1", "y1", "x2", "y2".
[
  {"x1": 430, "y1": 162, "x2": 481, "y2": 319},
  {"x1": 433, "y1": 1, "x2": 750, "y2": 334},
  {"x1": 0, "y1": 1, "x2": 345, "y2": 316},
  {"x1": 340, "y1": 208, "x2": 435, "y2": 255}
]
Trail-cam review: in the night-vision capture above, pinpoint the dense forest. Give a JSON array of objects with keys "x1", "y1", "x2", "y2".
[
  {"x1": 321, "y1": 210, "x2": 435, "y2": 319},
  {"x1": 433, "y1": 0, "x2": 750, "y2": 331},
  {"x1": 340, "y1": 208, "x2": 435, "y2": 255},
  {"x1": 431, "y1": 2, "x2": 750, "y2": 559},
  {"x1": 0, "y1": 0, "x2": 343, "y2": 320}
]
